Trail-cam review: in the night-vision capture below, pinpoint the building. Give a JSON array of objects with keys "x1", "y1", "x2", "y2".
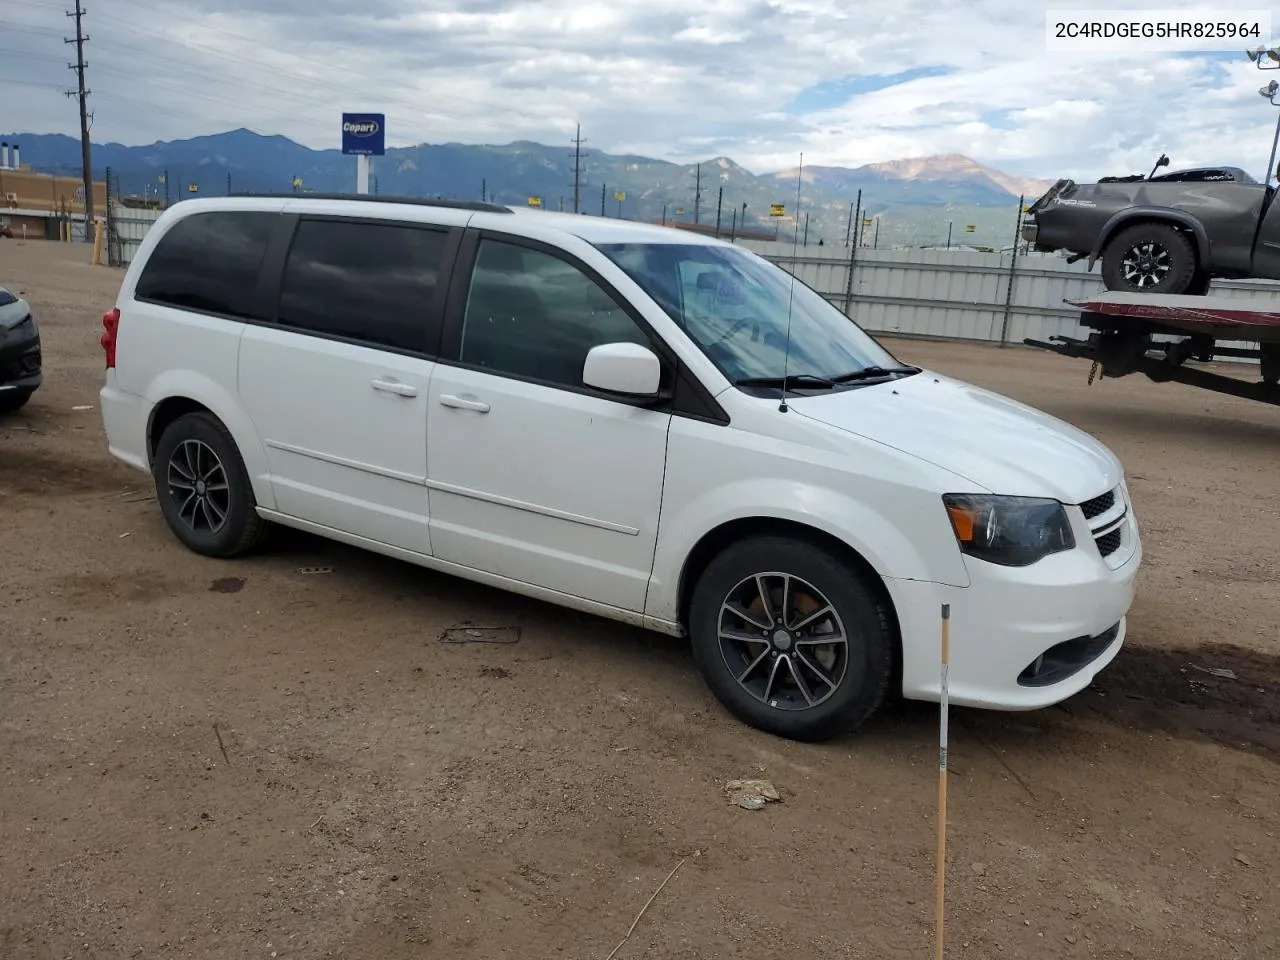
[{"x1": 0, "y1": 142, "x2": 106, "y2": 241}]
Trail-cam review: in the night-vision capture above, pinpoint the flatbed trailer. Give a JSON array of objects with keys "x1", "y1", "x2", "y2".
[{"x1": 1024, "y1": 291, "x2": 1280, "y2": 407}]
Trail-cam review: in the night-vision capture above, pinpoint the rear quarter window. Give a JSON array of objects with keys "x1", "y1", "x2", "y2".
[{"x1": 134, "y1": 210, "x2": 277, "y2": 320}]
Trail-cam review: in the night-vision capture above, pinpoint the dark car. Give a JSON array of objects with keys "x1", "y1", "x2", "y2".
[
  {"x1": 1022, "y1": 163, "x2": 1280, "y2": 295},
  {"x1": 0, "y1": 283, "x2": 41, "y2": 413}
]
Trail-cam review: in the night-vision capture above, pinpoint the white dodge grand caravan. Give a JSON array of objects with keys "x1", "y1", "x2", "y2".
[{"x1": 99, "y1": 194, "x2": 1142, "y2": 741}]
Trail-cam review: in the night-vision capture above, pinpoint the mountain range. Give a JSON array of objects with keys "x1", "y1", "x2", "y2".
[{"x1": 0, "y1": 127, "x2": 1053, "y2": 247}]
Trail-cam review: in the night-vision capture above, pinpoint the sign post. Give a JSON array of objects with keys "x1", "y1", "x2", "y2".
[{"x1": 341, "y1": 112, "x2": 385, "y2": 195}]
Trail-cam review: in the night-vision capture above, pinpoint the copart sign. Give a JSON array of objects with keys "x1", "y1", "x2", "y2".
[{"x1": 341, "y1": 113, "x2": 386, "y2": 156}]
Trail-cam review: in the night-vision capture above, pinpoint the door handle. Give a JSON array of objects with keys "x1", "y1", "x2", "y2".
[
  {"x1": 439, "y1": 393, "x2": 490, "y2": 413},
  {"x1": 371, "y1": 377, "x2": 418, "y2": 398}
]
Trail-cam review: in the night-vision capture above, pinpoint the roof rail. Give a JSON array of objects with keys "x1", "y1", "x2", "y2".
[{"x1": 226, "y1": 192, "x2": 514, "y2": 214}]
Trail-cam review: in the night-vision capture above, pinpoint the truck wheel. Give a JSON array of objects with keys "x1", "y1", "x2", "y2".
[
  {"x1": 152, "y1": 411, "x2": 266, "y2": 558},
  {"x1": 686, "y1": 535, "x2": 894, "y2": 742},
  {"x1": 1101, "y1": 222, "x2": 1197, "y2": 294}
]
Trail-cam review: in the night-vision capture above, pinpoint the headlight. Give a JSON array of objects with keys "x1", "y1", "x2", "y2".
[{"x1": 942, "y1": 494, "x2": 1075, "y2": 567}]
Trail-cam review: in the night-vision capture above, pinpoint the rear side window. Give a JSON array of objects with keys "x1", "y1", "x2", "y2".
[
  {"x1": 276, "y1": 218, "x2": 449, "y2": 354},
  {"x1": 134, "y1": 211, "x2": 276, "y2": 319}
]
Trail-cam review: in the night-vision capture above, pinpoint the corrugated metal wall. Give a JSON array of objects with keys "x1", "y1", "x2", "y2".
[
  {"x1": 741, "y1": 240, "x2": 1275, "y2": 359},
  {"x1": 112, "y1": 205, "x2": 164, "y2": 264}
]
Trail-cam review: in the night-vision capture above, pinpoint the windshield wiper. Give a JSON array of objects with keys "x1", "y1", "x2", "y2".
[
  {"x1": 828, "y1": 365, "x2": 921, "y2": 383},
  {"x1": 732, "y1": 373, "x2": 837, "y2": 389}
]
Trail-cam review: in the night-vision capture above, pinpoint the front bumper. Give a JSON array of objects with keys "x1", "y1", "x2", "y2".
[
  {"x1": 0, "y1": 317, "x2": 42, "y2": 395},
  {"x1": 886, "y1": 497, "x2": 1142, "y2": 711}
]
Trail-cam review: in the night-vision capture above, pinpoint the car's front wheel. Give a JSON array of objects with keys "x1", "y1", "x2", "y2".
[
  {"x1": 687, "y1": 535, "x2": 894, "y2": 741},
  {"x1": 1100, "y1": 222, "x2": 1198, "y2": 294},
  {"x1": 0, "y1": 388, "x2": 32, "y2": 414},
  {"x1": 152, "y1": 411, "x2": 266, "y2": 558}
]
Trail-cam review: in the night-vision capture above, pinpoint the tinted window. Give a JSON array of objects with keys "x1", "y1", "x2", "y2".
[
  {"x1": 459, "y1": 239, "x2": 651, "y2": 387},
  {"x1": 277, "y1": 219, "x2": 448, "y2": 353},
  {"x1": 135, "y1": 211, "x2": 276, "y2": 319}
]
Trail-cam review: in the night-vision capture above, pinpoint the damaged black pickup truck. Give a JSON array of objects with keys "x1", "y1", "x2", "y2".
[{"x1": 1022, "y1": 161, "x2": 1280, "y2": 295}]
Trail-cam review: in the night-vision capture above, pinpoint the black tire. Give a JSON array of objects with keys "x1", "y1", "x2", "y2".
[
  {"x1": 1184, "y1": 269, "x2": 1211, "y2": 296},
  {"x1": 0, "y1": 389, "x2": 32, "y2": 414},
  {"x1": 152, "y1": 411, "x2": 266, "y2": 558},
  {"x1": 687, "y1": 535, "x2": 894, "y2": 742},
  {"x1": 1100, "y1": 221, "x2": 1197, "y2": 294}
]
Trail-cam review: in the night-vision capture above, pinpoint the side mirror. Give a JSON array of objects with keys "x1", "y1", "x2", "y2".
[{"x1": 583, "y1": 342, "x2": 662, "y2": 397}]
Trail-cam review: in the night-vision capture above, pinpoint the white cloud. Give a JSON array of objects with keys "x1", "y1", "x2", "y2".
[{"x1": 0, "y1": 0, "x2": 1277, "y2": 181}]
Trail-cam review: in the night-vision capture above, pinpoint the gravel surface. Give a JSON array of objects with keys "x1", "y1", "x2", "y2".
[{"x1": 2, "y1": 240, "x2": 1277, "y2": 959}]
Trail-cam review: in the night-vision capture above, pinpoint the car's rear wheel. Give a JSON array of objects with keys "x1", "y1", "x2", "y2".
[
  {"x1": 0, "y1": 389, "x2": 32, "y2": 414},
  {"x1": 152, "y1": 411, "x2": 266, "y2": 558},
  {"x1": 1101, "y1": 222, "x2": 1197, "y2": 294},
  {"x1": 687, "y1": 535, "x2": 894, "y2": 741}
]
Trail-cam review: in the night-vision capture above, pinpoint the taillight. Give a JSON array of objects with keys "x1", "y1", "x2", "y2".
[{"x1": 101, "y1": 307, "x2": 120, "y2": 369}]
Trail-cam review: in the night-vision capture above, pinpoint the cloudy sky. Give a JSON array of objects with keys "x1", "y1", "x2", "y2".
[{"x1": 2, "y1": 0, "x2": 1279, "y2": 180}]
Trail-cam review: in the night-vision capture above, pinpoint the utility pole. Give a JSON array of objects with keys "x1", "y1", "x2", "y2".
[
  {"x1": 226, "y1": 172, "x2": 231, "y2": 195},
  {"x1": 600, "y1": 183, "x2": 606, "y2": 216},
  {"x1": 569, "y1": 123, "x2": 586, "y2": 214},
  {"x1": 694, "y1": 163, "x2": 702, "y2": 224},
  {"x1": 481, "y1": 178, "x2": 486, "y2": 202},
  {"x1": 65, "y1": 0, "x2": 94, "y2": 243},
  {"x1": 714, "y1": 186, "x2": 723, "y2": 237}
]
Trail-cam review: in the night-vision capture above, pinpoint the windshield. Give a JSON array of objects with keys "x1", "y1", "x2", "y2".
[{"x1": 594, "y1": 241, "x2": 902, "y2": 386}]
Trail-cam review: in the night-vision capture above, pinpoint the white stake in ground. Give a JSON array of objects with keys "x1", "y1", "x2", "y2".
[{"x1": 935, "y1": 602, "x2": 951, "y2": 959}]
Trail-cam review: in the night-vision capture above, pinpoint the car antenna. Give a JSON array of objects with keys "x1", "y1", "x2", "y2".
[
  {"x1": 779, "y1": 151, "x2": 804, "y2": 413},
  {"x1": 1147, "y1": 153, "x2": 1169, "y2": 179}
]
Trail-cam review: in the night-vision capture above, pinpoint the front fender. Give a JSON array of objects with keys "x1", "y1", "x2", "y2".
[
  {"x1": 644, "y1": 477, "x2": 971, "y2": 624},
  {"x1": 1087, "y1": 207, "x2": 1209, "y2": 268},
  {"x1": 143, "y1": 368, "x2": 276, "y2": 511}
]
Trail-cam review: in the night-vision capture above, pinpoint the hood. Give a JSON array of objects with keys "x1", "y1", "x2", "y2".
[
  {"x1": 785, "y1": 370, "x2": 1122, "y2": 504},
  {"x1": 0, "y1": 287, "x2": 31, "y2": 330}
]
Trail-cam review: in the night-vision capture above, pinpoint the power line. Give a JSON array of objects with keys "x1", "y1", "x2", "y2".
[{"x1": 64, "y1": 0, "x2": 94, "y2": 243}]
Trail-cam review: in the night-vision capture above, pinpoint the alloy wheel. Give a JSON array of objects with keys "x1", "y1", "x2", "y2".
[
  {"x1": 717, "y1": 571, "x2": 849, "y2": 711},
  {"x1": 1120, "y1": 241, "x2": 1172, "y2": 288},
  {"x1": 166, "y1": 438, "x2": 231, "y2": 534}
]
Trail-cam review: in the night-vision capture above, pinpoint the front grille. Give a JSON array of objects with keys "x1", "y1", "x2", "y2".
[
  {"x1": 1080, "y1": 490, "x2": 1115, "y2": 519},
  {"x1": 1095, "y1": 528, "x2": 1122, "y2": 557},
  {"x1": 1078, "y1": 486, "x2": 1129, "y2": 562}
]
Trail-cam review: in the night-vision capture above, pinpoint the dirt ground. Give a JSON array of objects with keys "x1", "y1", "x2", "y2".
[{"x1": 2, "y1": 239, "x2": 1277, "y2": 960}]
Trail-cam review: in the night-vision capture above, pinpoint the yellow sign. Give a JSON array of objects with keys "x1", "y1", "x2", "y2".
[
  {"x1": 292, "y1": 176, "x2": 303, "y2": 188},
  {"x1": 863, "y1": 217, "x2": 873, "y2": 225},
  {"x1": 769, "y1": 203, "x2": 785, "y2": 217},
  {"x1": 965, "y1": 224, "x2": 976, "y2": 232},
  {"x1": 675, "y1": 206, "x2": 685, "y2": 215},
  {"x1": 614, "y1": 191, "x2": 625, "y2": 202},
  {"x1": 528, "y1": 195, "x2": 543, "y2": 207},
  {"x1": 157, "y1": 174, "x2": 166, "y2": 184},
  {"x1": 188, "y1": 183, "x2": 198, "y2": 193}
]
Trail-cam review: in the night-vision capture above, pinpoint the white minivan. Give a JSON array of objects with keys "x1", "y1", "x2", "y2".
[{"x1": 99, "y1": 194, "x2": 1142, "y2": 741}]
